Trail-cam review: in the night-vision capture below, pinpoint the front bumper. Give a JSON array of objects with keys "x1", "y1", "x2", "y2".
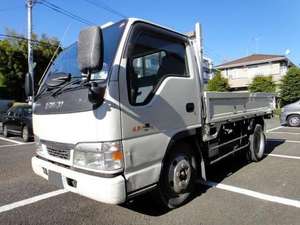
[{"x1": 32, "y1": 156, "x2": 126, "y2": 204}]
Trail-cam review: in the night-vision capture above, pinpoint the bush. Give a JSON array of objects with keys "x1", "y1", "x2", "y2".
[
  {"x1": 249, "y1": 75, "x2": 276, "y2": 93},
  {"x1": 207, "y1": 71, "x2": 230, "y2": 92},
  {"x1": 279, "y1": 66, "x2": 300, "y2": 106}
]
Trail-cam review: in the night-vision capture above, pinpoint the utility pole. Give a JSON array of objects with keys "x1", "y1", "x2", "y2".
[{"x1": 27, "y1": 0, "x2": 34, "y2": 100}]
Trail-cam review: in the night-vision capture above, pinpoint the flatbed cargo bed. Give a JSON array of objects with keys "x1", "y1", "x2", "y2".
[{"x1": 204, "y1": 92, "x2": 276, "y2": 124}]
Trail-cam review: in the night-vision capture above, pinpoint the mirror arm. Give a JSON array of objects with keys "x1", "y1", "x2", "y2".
[{"x1": 86, "y1": 70, "x2": 92, "y2": 82}]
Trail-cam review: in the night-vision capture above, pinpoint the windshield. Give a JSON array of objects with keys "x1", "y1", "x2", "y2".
[{"x1": 39, "y1": 20, "x2": 126, "y2": 89}]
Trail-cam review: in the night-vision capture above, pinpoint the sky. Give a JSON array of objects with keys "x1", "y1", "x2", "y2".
[{"x1": 0, "y1": 0, "x2": 299, "y2": 66}]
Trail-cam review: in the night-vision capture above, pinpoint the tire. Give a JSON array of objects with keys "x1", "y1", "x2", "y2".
[
  {"x1": 248, "y1": 124, "x2": 266, "y2": 162},
  {"x1": 287, "y1": 115, "x2": 300, "y2": 127},
  {"x1": 22, "y1": 126, "x2": 29, "y2": 142},
  {"x1": 3, "y1": 125, "x2": 9, "y2": 137},
  {"x1": 156, "y1": 143, "x2": 197, "y2": 209}
]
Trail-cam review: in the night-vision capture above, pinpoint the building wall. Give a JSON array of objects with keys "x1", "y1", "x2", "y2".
[{"x1": 220, "y1": 62, "x2": 287, "y2": 88}]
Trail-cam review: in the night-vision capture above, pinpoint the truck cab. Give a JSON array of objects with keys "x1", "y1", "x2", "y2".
[{"x1": 31, "y1": 18, "x2": 274, "y2": 208}]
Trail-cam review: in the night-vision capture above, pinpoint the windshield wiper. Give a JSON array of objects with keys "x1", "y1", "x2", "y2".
[
  {"x1": 35, "y1": 85, "x2": 53, "y2": 99},
  {"x1": 51, "y1": 77, "x2": 88, "y2": 97},
  {"x1": 35, "y1": 73, "x2": 71, "y2": 99},
  {"x1": 46, "y1": 72, "x2": 71, "y2": 88}
]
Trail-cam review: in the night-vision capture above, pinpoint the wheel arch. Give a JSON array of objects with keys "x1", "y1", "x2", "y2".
[
  {"x1": 286, "y1": 113, "x2": 300, "y2": 120},
  {"x1": 161, "y1": 128, "x2": 206, "y2": 180},
  {"x1": 254, "y1": 116, "x2": 265, "y2": 129},
  {"x1": 249, "y1": 116, "x2": 265, "y2": 134}
]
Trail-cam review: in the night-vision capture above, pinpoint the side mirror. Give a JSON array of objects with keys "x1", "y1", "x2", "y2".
[
  {"x1": 78, "y1": 26, "x2": 103, "y2": 75},
  {"x1": 25, "y1": 73, "x2": 33, "y2": 97},
  {"x1": 88, "y1": 81, "x2": 106, "y2": 106}
]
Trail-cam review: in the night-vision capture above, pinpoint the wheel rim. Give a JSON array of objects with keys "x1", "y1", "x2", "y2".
[
  {"x1": 168, "y1": 155, "x2": 191, "y2": 194},
  {"x1": 3, "y1": 126, "x2": 7, "y2": 135},
  {"x1": 253, "y1": 128, "x2": 265, "y2": 158},
  {"x1": 23, "y1": 127, "x2": 28, "y2": 140},
  {"x1": 289, "y1": 116, "x2": 300, "y2": 126}
]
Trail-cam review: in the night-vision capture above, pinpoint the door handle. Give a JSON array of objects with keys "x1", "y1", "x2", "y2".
[{"x1": 186, "y1": 103, "x2": 195, "y2": 113}]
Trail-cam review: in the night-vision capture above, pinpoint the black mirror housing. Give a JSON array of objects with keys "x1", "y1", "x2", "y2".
[
  {"x1": 25, "y1": 73, "x2": 33, "y2": 97},
  {"x1": 88, "y1": 81, "x2": 106, "y2": 106},
  {"x1": 78, "y1": 26, "x2": 103, "y2": 74}
]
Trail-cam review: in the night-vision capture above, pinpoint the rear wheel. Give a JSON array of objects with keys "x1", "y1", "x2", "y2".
[
  {"x1": 22, "y1": 126, "x2": 29, "y2": 142},
  {"x1": 157, "y1": 143, "x2": 197, "y2": 209},
  {"x1": 287, "y1": 115, "x2": 300, "y2": 127},
  {"x1": 248, "y1": 124, "x2": 266, "y2": 162},
  {"x1": 3, "y1": 125, "x2": 9, "y2": 137}
]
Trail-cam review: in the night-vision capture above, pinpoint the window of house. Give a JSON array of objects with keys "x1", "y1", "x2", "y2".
[{"x1": 127, "y1": 30, "x2": 188, "y2": 105}]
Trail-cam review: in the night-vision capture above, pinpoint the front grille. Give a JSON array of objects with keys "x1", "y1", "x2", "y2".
[
  {"x1": 47, "y1": 146, "x2": 70, "y2": 159},
  {"x1": 41, "y1": 140, "x2": 74, "y2": 160}
]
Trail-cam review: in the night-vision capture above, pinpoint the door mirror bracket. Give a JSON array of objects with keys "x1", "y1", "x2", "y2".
[{"x1": 88, "y1": 81, "x2": 106, "y2": 106}]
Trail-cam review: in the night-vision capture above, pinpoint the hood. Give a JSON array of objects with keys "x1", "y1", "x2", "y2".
[{"x1": 32, "y1": 101, "x2": 121, "y2": 144}]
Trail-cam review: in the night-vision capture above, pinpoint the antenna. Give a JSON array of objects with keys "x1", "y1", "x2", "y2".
[{"x1": 38, "y1": 23, "x2": 72, "y2": 85}]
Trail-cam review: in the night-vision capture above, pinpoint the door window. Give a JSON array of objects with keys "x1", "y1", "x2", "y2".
[
  {"x1": 127, "y1": 30, "x2": 188, "y2": 105},
  {"x1": 7, "y1": 108, "x2": 15, "y2": 117},
  {"x1": 14, "y1": 107, "x2": 22, "y2": 117}
]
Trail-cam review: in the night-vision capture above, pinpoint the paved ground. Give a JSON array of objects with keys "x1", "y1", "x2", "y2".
[{"x1": 0, "y1": 117, "x2": 299, "y2": 225}]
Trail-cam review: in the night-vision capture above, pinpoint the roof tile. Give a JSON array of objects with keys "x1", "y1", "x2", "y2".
[{"x1": 216, "y1": 54, "x2": 287, "y2": 68}]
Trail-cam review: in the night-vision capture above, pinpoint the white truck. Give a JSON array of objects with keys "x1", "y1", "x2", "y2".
[{"x1": 28, "y1": 18, "x2": 275, "y2": 209}]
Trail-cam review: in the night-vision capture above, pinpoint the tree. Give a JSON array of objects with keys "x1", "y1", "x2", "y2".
[
  {"x1": 279, "y1": 66, "x2": 300, "y2": 106},
  {"x1": 0, "y1": 39, "x2": 27, "y2": 100},
  {"x1": 207, "y1": 70, "x2": 230, "y2": 92},
  {"x1": 249, "y1": 75, "x2": 276, "y2": 93},
  {"x1": 0, "y1": 29, "x2": 60, "y2": 100}
]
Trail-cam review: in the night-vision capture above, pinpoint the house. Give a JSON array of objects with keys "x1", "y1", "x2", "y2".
[{"x1": 215, "y1": 54, "x2": 294, "y2": 90}]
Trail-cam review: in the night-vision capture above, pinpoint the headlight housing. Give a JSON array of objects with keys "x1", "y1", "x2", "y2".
[
  {"x1": 35, "y1": 135, "x2": 47, "y2": 157},
  {"x1": 73, "y1": 141, "x2": 123, "y2": 173}
]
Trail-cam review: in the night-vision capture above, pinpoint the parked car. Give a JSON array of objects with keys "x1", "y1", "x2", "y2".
[
  {"x1": 0, "y1": 100, "x2": 14, "y2": 122},
  {"x1": 2, "y1": 104, "x2": 33, "y2": 142},
  {"x1": 280, "y1": 100, "x2": 300, "y2": 127}
]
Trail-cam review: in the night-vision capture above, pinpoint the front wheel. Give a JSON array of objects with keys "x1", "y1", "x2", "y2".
[
  {"x1": 22, "y1": 126, "x2": 30, "y2": 142},
  {"x1": 248, "y1": 124, "x2": 266, "y2": 162},
  {"x1": 3, "y1": 125, "x2": 9, "y2": 137},
  {"x1": 157, "y1": 143, "x2": 197, "y2": 209}
]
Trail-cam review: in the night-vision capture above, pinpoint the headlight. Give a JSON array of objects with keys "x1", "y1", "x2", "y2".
[
  {"x1": 73, "y1": 141, "x2": 123, "y2": 173},
  {"x1": 35, "y1": 135, "x2": 47, "y2": 157}
]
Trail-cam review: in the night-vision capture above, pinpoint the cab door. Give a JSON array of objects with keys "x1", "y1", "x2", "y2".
[
  {"x1": 5, "y1": 107, "x2": 16, "y2": 132},
  {"x1": 118, "y1": 22, "x2": 201, "y2": 192},
  {"x1": 13, "y1": 107, "x2": 23, "y2": 133}
]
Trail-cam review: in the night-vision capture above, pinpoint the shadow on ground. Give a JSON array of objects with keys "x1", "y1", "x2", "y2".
[{"x1": 121, "y1": 138, "x2": 285, "y2": 216}]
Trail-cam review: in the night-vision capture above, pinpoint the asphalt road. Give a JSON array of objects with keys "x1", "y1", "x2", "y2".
[{"x1": 0, "y1": 117, "x2": 299, "y2": 225}]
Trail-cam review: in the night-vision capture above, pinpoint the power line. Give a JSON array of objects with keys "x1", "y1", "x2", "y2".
[
  {"x1": 81, "y1": 0, "x2": 126, "y2": 18},
  {"x1": 39, "y1": 0, "x2": 94, "y2": 25},
  {"x1": 0, "y1": 33, "x2": 59, "y2": 47},
  {"x1": 38, "y1": 0, "x2": 95, "y2": 26}
]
